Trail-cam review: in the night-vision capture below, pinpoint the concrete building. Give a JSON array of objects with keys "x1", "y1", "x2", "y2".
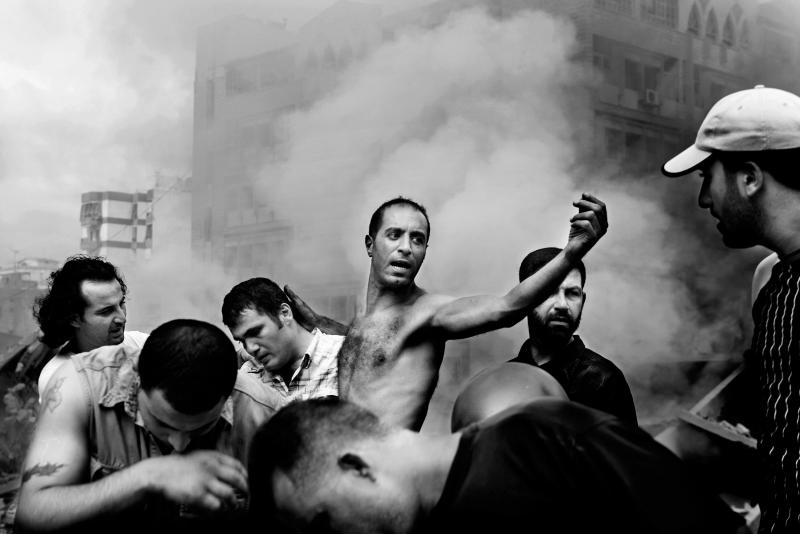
[
  {"x1": 80, "y1": 190, "x2": 154, "y2": 267},
  {"x1": 80, "y1": 176, "x2": 192, "y2": 269},
  {"x1": 0, "y1": 258, "x2": 59, "y2": 340},
  {"x1": 191, "y1": 5, "x2": 384, "y2": 323}
]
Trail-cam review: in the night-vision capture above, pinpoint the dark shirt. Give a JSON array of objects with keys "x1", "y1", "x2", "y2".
[
  {"x1": 510, "y1": 335, "x2": 637, "y2": 424},
  {"x1": 751, "y1": 255, "x2": 800, "y2": 533},
  {"x1": 426, "y1": 400, "x2": 744, "y2": 534}
]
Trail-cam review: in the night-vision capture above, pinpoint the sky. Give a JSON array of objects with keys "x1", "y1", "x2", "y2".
[{"x1": 0, "y1": 0, "x2": 380, "y2": 266}]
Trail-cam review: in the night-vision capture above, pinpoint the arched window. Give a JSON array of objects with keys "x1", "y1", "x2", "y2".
[
  {"x1": 706, "y1": 9, "x2": 719, "y2": 42},
  {"x1": 741, "y1": 21, "x2": 751, "y2": 49},
  {"x1": 723, "y1": 14, "x2": 735, "y2": 46},
  {"x1": 688, "y1": 3, "x2": 701, "y2": 35}
]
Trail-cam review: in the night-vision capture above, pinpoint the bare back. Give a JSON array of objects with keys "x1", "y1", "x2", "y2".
[{"x1": 338, "y1": 289, "x2": 445, "y2": 430}]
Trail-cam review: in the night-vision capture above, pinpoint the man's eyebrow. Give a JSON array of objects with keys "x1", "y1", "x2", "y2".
[
  {"x1": 152, "y1": 413, "x2": 216, "y2": 434},
  {"x1": 243, "y1": 325, "x2": 261, "y2": 337}
]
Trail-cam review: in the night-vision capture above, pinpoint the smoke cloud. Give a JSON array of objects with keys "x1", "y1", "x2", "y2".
[{"x1": 253, "y1": 5, "x2": 764, "y2": 429}]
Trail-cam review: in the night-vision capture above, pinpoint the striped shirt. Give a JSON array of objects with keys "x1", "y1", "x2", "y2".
[{"x1": 752, "y1": 256, "x2": 800, "y2": 533}]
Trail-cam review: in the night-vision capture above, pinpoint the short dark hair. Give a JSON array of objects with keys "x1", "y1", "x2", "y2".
[
  {"x1": 717, "y1": 148, "x2": 800, "y2": 191},
  {"x1": 221, "y1": 278, "x2": 288, "y2": 328},
  {"x1": 34, "y1": 255, "x2": 128, "y2": 348},
  {"x1": 249, "y1": 397, "x2": 386, "y2": 514},
  {"x1": 519, "y1": 247, "x2": 586, "y2": 287},
  {"x1": 138, "y1": 319, "x2": 237, "y2": 414},
  {"x1": 368, "y1": 197, "x2": 431, "y2": 241}
]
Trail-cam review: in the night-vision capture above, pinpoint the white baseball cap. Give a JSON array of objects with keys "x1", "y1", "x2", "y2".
[{"x1": 662, "y1": 85, "x2": 800, "y2": 177}]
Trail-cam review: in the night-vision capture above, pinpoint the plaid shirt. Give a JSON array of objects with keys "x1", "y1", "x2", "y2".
[
  {"x1": 230, "y1": 329, "x2": 343, "y2": 461},
  {"x1": 243, "y1": 328, "x2": 342, "y2": 400}
]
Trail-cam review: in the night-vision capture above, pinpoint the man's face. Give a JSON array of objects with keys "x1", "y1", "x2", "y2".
[
  {"x1": 71, "y1": 279, "x2": 126, "y2": 352},
  {"x1": 230, "y1": 307, "x2": 297, "y2": 373},
  {"x1": 367, "y1": 204, "x2": 429, "y2": 288},
  {"x1": 697, "y1": 159, "x2": 760, "y2": 248},
  {"x1": 272, "y1": 465, "x2": 420, "y2": 534},
  {"x1": 137, "y1": 388, "x2": 224, "y2": 453},
  {"x1": 528, "y1": 269, "x2": 585, "y2": 345}
]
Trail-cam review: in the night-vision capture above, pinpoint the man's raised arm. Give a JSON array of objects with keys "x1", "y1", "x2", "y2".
[
  {"x1": 428, "y1": 194, "x2": 608, "y2": 339},
  {"x1": 16, "y1": 362, "x2": 247, "y2": 532}
]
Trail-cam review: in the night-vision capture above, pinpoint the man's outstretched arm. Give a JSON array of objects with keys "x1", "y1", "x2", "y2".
[
  {"x1": 16, "y1": 362, "x2": 248, "y2": 532},
  {"x1": 429, "y1": 194, "x2": 608, "y2": 339}
]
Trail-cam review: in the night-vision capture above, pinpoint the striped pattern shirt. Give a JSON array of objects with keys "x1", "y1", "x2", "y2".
[{"x1": 752, "y1": 257, "x2": 800, "y2": 533}]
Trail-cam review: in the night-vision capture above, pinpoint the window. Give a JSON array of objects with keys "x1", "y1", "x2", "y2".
[
  {"x1": 641, "y1": 0, "x2": 678, "y2": 28},
  {"x1": 692, "y1": 65, "x2": 702, "y2": 102},
  {"x1": 594, "y1": 0, "x2": 634, "y2": 15},
  {"x1": 605, "y1": 128, "x2": 624, "y2": 157},
  {"x1": 205, "y1": 79, "x2": 215, "y2": 121},
  {"x1": 625, "y1": 59, "x2": 642, "y2": 91},
  {"x1": 223, "y1": 246, "x2": 237, "y2": 274},
  {"x1": 710, "y1": 82, "x2": 726, "y2": 103},
  {"x1": 687, "y1": 3, "x2": 701, "y2": 35},
  {"x1": 644, "y1": 65, "x2": 660, "y2": 91},
  {"x1": 722, "y1": 15, "x2": 735, "y2": 47},
  {"x1": 741, "y1": 21, "x2": 751, "y2": 49},
  {"x1": 226, "y1": 62, "x2": 257, "y2": 95},
  {"x1": 593, "y1": 35, "x2": 613, "y2": 73},
  {"x1": 705, "y1": 9, "x2": 718, "y2": 42}
]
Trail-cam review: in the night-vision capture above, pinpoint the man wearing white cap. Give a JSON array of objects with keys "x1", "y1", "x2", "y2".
[{"x1": 662, "y1": 85, "x2": 800, "y2": 534}]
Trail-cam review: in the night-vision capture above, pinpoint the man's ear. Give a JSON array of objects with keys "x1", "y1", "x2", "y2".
[
  {"x1": 365, "y1": 234, "x2": 374, "y2": 257},
  {"x1": 338, "y1": 452, "x2": 375, "y2": 482},
  {"x1": 69, "y1": 313, "x2": 82, "y2": 329},
  {"x1": 739, "y1": 161, "x2": 765, "y2": 198},
  {"x1": 279, "y1": 302, "x2": 293, "y2": 327}
]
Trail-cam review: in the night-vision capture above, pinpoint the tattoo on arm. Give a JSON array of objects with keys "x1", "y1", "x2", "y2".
[
  {"x1": 22, "y1": 463, "x2": 65, "y2": 483},
  {"x1": 42, "y1": 376, "x2": 66, "y2": 413}
]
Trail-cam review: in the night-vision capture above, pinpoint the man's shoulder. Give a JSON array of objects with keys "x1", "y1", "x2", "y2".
[
  {"x1": 122, "y1": 331, "x2": 148, "y2": 349},
  {"x1": 315, "y1": 330, "x2": 345, "y2": 352},
  {"x1": 72, "y1": 343, "x2": 140, "y2": 373},
  {"x1": 478, "y1": 399, "x2": 615, "y2": 439},
  {"x1": 570, "y1": 339, "x2": 625, "y2": 377},
  {"x1": 231, "y1": 367, "x2": 285, "y2": 409}
]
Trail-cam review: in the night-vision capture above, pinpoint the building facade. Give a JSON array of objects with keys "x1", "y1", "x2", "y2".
[{"x1": 80, "y1": 190, "x2": 154, "y2": 267}]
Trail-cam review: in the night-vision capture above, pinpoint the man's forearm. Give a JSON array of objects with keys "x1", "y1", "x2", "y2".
[
  {"x1": 507, "y1": 250, "x2": 574, "y2": 309},
  {"x1": 17, "y1": 461, "x2": 153, "y2": 532}
]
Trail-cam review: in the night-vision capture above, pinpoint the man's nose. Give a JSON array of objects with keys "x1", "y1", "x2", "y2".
[
  {"x1": 397, "y1": 235, "x2": 411, "y2": 253},
  {"x1": 167, "y1": 431, "x2": 191, "y2": 453},
  {"x1": 245, "y1": 340, "x2": 259, "y2": 356},
  {"x1": 553, "y1": 292, "x2": 569, "y2": 309}
]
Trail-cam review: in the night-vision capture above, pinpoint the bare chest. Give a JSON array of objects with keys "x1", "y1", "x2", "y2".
[{"x1": 340, "y1": 313, "x2": 409, "y2": 374}]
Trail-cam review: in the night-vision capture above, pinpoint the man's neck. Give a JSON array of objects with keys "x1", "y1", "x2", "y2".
[
  {"x1": 390, "y1": 431, "x2": 461, "y2": 515},
  {"x1": 279, "y1": 327, "x2": 314, "y2": 384},
  {"x1": 761, "y1": 189, "x2": 800, "y2": 257},
  {"x1": 70, "y1": 336, "x2": 95, "y2": 355},
  {"x1": 528, "y1": 335, "x2": 574, "y2": 365},
  {"x1": 365, "y1": 273, "x2": 420, "y2": 313}
]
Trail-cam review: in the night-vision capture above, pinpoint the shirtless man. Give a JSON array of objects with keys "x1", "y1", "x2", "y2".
[{"x1": 292, "y1": 194, "x2": 607, "y2": 430}]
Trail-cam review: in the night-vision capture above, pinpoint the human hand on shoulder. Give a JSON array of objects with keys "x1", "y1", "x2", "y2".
[
  {"x1": 565, "y1": 193, "x2": 607, "y2": 259},
  {"x1": 142, "y1": 451, "x2": 248, "y2": 513},
  {"x1": 285, "y1": 284, "x2": 349, "y2": 335}
]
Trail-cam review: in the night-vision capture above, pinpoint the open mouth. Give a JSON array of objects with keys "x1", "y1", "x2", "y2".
[{"x1": 390, "y1": 260, "x2": 412, "y2": 270}]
